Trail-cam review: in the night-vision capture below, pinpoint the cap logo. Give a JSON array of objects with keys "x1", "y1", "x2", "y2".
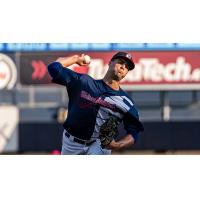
[{"x1": 126, "y1": 54, "x2": 132, "y2": 59}]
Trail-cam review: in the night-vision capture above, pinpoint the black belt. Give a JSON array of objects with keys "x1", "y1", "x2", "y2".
[{"x1": 65, "y1": 132, "x2": 96, "y2": 146}]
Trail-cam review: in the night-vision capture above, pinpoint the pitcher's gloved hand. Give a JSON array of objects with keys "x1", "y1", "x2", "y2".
[{"x1": 99, "y1": 116, "x2": 118, "y2": 149}]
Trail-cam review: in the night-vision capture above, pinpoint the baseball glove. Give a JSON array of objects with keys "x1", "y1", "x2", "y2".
[{"x1": 99, "y1": 116, "x2": 118, "y2": 148}]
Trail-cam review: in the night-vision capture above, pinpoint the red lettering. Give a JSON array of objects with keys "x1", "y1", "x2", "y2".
[{"x1": 0, "y1": 73, "x2": 6, "y2": 79}]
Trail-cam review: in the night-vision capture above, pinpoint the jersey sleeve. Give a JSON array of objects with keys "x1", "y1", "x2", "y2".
[
  {"x1": 48, "y1": 62, "x2": 82, "y2": 86},
  {"x1": 123, "y1": 106, "x2": 144, "y2": 141}
]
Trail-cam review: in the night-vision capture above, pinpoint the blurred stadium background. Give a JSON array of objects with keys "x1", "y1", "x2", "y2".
[{"x1": 1, "y1": 43, "x2": 200, "y2": 154}]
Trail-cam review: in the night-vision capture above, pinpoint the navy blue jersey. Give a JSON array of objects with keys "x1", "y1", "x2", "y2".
[{"x1": 48, "y1": 62, "x2": 144, "y2": 141}]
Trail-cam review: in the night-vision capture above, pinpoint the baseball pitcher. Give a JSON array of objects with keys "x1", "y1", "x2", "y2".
[{"x1": 48, "y1": 52, "x2": 144, "y2": 155}]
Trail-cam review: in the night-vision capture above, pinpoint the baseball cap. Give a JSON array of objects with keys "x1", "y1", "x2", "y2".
[{"x1": 111, "y1": 52, "x2": 135, "y2": 70}]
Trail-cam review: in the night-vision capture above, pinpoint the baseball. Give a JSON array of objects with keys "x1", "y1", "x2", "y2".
[{"x1": 83, "y1": 55, "x2": 91, "y2": 64}]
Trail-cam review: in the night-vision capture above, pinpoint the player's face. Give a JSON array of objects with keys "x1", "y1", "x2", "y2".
[{"x1": 109, "y1": 58, "x2": 129, "y2": 81}]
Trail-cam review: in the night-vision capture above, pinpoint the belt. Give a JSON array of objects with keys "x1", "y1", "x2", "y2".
[{"x1": 65, "y1": 132, "x2": 96, "y2": 146}]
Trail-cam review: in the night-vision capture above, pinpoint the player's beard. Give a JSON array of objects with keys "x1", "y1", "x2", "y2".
[
  {"x1": 112, "y1": 71, "x2": 124, "y2": 81},
  {"x1": 111, "y1": 74, "x2": 119, "y2": 81},
  {"x1": 106, "y1": 67, "x2": 124, "y2": 81}
]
